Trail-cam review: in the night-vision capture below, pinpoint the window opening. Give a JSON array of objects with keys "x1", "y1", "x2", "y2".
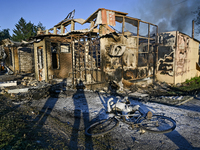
[
  {"x1": 9, "y1": 49, "x2": 13, "y2": 66},
  {"x1": 37, "y1": 47, "x2": 43, "y2": 69},
  {"x1": 51, "y1": 43, "x2": 59, "y2": 69},
  {"x1": 61, "y1": 43, "x2": 70, "y2": 53}
]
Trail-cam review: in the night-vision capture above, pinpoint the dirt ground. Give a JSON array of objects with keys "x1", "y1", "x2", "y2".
[
  {"x1": 1, "y1": 74, "x2": 200, "y2": 149},
  {"x1": 1, "y1": 90, "x2": 197, "y2": 150}
]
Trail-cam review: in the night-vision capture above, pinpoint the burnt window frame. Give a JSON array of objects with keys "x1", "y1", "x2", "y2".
[
  {"x1": 37, "y1": 46, "x2": 44, "y2": 69},
  {"x1": 51, "y1": 42, "x2": 60, "y2": 70},
  {"x1": 9, "y1": 48, "x2": 13, "y2": 66}
]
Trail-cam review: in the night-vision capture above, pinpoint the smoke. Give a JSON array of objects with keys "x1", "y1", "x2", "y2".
[{"x1": 135, "y1": 0, "x2": 200, "y2": 38}]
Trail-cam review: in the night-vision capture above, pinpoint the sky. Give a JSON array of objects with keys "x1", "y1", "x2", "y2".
[{"x1": 1, "y1": 0, "x2": 200, "y2": 40}]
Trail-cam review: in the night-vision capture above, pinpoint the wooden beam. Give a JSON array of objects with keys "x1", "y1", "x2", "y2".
[{"x1": 53, "y1": 27, "x2": 57, "y2": 34}]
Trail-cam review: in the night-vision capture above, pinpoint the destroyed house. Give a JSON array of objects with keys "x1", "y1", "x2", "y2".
[
  {"x1": 33, "y1": 34, "x2": 73, "y2": 82},
  {"x1": 32, "y1": 8, "x2": 158, "y2": 88},
  {"x1": 83, "y1": 8, "x2": 158, "y2": 87},
  {"x1": 32, "y1": 17, "x2": 100, "y2": 83},
  {"x1": 0, "y1": 39, "x2": 34, "y2": 74},
  {"x1": 156, "y1": 31, "x2": 200, "y2": 84}
]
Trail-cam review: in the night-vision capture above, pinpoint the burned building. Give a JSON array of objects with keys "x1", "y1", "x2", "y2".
[
  {"x1": 0, "y1": 39, "x2": 34, "y2": 74},
  {"x1": 33, "y1": 8, "x2": 158, "y2": 88},
  {"x1": 32, "y1": 16, "x2": 101, "y2": 84},
  {"x1": 33, "y1": 35, "x2": 72, "y2": 81},
  {"x1": 32, "y1": 8, "x2": 200, "y2": 89},
  {"x1": 81, "y1": 8, "x2": 158, "y2": 88},
  {"x1": 156, "y1": 31, "x2": 200, "y2": 84}
]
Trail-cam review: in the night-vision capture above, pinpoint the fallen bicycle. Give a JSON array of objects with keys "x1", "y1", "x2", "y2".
[{"x1": 85, "y1": 97, "x2": 176, "y2": 137}]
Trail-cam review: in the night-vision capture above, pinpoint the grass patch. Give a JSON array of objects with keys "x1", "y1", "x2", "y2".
[
  {"x1": 0, "y1": 97, "x2": 43, "y2": 149},
  {"x1": 175, "y1": 76, "x2": 200, "y2": 92}
]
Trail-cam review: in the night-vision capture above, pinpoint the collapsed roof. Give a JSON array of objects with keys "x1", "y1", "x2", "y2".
[
  {"x1": 0, "y1": 38, "x2": 33, "y2": 47},
  {"x1": 36, "y1": 8, "x2": 157, "y2": 38}
]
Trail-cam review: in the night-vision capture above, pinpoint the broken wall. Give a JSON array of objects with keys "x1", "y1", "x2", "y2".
[
  {"x1": 101, "y1": 33, "x2": 154, "y2": 83},
  {"x1": 156, "y1": 31, "x2": 176, "y2": 84},
  {"x1": 34, "y1": 37, "x2": 73, "y2": 82},
  {"x1": 46, "y1": 39, "x2": 72, "y2": 79},
  {"x1": 34, "y1": 40, "x2": 47, "y2": 81},
  {"x1": 2, "y1": 44, "x2": 34, "y2": 74},
  {"x1": 71, "y1": 35, "x2": 102, "y2": 85},
  {"x1": 156, "y1": 31, "x2": 200, "y2": 84},
  {"x1": 4, "y1": 46, "x2": 17, "y2": 72},
  {"x1": 175, "y1": 32, "x2": 200, "y2": 84}
]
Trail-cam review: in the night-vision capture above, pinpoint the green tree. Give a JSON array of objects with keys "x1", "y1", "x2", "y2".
[
  {"x1": 0, "y1": 28, "x2": 10, "y2": 41},
  {"x1": 37, "y1": 22, "x2": 46, "y2": 31},
  {"x1": 11, "y1": 17, "x2": 45, "y2": 42}
]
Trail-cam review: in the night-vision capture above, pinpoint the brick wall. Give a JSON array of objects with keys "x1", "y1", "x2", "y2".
[{"x1": 18, "y1": 47, "x2": 34, "y2": 73}]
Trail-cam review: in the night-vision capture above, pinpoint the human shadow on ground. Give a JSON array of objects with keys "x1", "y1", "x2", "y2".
[
  {"x1": 3, "y1": 83, "x2": 62, "y2": 149},
  {"x1": 69, "y1": 80, "x2": 94, "y2": 150},
  {"x1": 165, "y1": 130, "x2": 200, "y2": 150}
]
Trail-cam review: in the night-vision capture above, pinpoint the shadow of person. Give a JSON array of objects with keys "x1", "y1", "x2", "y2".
[
  {"x1": 31, "y1": 85, "x2": 60, "y2": 128},
  {"x1": 165, "y1": 130, "x2": 200, "y2": 150},
  {"x1": 69, "y1": 80, "x2": 93, "y2": 150},
  {"x1": 3, "y1": 83, "x2": 61, "y2": 149}
]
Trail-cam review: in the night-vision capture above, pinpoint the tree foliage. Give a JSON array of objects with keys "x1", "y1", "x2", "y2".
[
  {"x1": 11, "y1": 17, "x2": 45, "y2": 42},
  {"x1": 0, "y1": 28, "x2": 10, "y2": 41}
]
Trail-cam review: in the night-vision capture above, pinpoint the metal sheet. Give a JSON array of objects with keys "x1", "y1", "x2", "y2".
[
  {"x1": 101, "y1": 10, "x2": 116, "y2": 26},
  {"x1": 83, "y1": 8, "x2": 127, "y2": 24}
]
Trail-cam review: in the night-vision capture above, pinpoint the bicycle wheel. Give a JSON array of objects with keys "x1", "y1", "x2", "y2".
[
  {"x1": 85, "y1": 117, "x2": 119, "y2": 137},
  {"x1": 139, "y1": 115, "x2": 176, "y2": 134}
]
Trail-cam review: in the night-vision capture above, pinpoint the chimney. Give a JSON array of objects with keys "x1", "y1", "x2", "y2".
[{"x1": 192, "y1": 20, "x2": 194, "y2": 39}]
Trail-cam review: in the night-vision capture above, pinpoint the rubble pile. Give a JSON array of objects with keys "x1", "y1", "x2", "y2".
[
  {"x1": 21, "y1": 76, "x2": 40, "y2": 87},
  {"x1": 28, "y1": 85, "x2": 52, "y2": 100},
  {"x1": 0, "y1": 71, "x2": 196, "y2": 106},
  {"x1": 0, "y1": 74, "x2": 67, "y2": 102}
]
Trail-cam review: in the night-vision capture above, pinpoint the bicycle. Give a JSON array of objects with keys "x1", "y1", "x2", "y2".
[{"x1": 85, "y1": 97, "x2": 176, "y2": 137}]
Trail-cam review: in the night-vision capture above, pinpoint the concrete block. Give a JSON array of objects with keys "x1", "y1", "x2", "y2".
[
  {"x1": 0, "y1": 81, "x2": 17, "y2": 87},
  {"x1": 8, "y1": 88, "x2": 29, "y2": 94}
]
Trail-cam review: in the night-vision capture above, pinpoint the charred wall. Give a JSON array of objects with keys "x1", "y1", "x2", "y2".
[
  {"x1": 157, "y1": 32, "x2": 176, "y2": 76},
  {"x1": 4, "y1": 47, "x2": 10, "y2": 67},
  {"x1": 46, "y1": 39, "x2": 72, "y2": 79},
  {"x1": 34, "y1": 40, "x2": 46, "y2": 81},
  {"x1": 101, "y1": 33, "x2": 154, "y2": 83},
  {"x1": 156, "y1": 31, "x2": 200, "y2": 84},
  {"x1": 3, "y1": 45, "x2": 34, "y2": 74},
  {"x1": 3, "y1": 46, "x2": 16, "y2": 72},
  {"x1": 156, "y1": 31, "x2": 176, "y2": 84},
  {"x1": 174, "y1": 32, "x2": 200, "y2": 84},
  {"x1": 71, "y1": 36, "x2": 102, "y2": 85}
]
